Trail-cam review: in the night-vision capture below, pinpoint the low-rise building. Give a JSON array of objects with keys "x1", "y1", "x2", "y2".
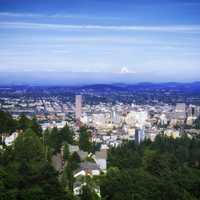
[{"x1": 4, "y1": 132, "x2": 19, "y2": 146}]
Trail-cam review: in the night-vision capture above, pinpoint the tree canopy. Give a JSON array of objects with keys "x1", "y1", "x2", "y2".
[
  {"x1": 79, "y1": 126, "x2": 92, "y2": 152},
  {"x1": 100, "y1": 135, "x2": 200, "y2": 200},
  {"x1": 1, "y1": 110, "x2": 200, "y2": 200},
  {"x1": 0, "y1": 110, "x2": 17, "y2": 135},
  {"x1": 0, "y1": 129, "x2": 73, "y2": 200}
]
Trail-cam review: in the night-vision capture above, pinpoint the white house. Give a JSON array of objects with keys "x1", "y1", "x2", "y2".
[
  {"x1": 4, "y1": 132, "x2": 19, "y2": 146},
  {"x1": 94, "y1": 150, "x2": 107, "y2": 171},
  {"x1": 69, "y1": 144, "x2": 79, "y2": 154}
]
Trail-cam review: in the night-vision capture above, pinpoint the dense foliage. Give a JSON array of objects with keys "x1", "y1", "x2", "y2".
[
  {"x1": 0, "y1": 111, "x2": 42, "y2": 139},
  {"x1": 44, "y1": 124, "x2": 74, "y2": 155},
  {"x1": 0, "y1": 110, "x2": 75, "y2": 200},
  {"x1": 79, "y1": 126, "x2": 92, "y2": 152},
  {"x1": 0, "y1": 129, "x2": 74, "y2": 200},
  {"x1": 100, "y1": 136, "x2": 200, "y2": 200},
  {"x1": 1, "y1": 110, "x2": 200, "y2": 200},
  {"x1": 0, "y1": 110, "x2": 17, "y2": 137}
]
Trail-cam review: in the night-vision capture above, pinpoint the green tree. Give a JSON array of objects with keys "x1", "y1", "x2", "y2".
[
  {"x1": 60, "y1": 124, "x2": 74, "y2": 144},
  {"x1": 29, "y1": 117, "x2": 42, "y2": 137},
  {"x1": 14, "y1": 128, "x2": 44, "y2": 162},
  {"x1": 18, "y1": 114, "x2": 31, "y2": 131},
  {"x1": 194, "y1": 117, "x2": 200, "y2": 129},
  {"x1": 69, "y1": 152, "x2": 81, "y2": 171},
  {"x1": 0, "y1": 110, "x2": 17, "y2": 136},
  {"x1": 79, "y1": 126, "x2": 92, "y2": 152},
  {"x1": 0, "y1": 128, "x2": 73, "y2": 200},
  {"x1": 101, "y1": 135, "x2": 200, "y2": 200},
  {"x1": 63, "y1": 143, "x2": 70, "y2": 161},
  {"x1": 65, "y1": 152, "x2": 81, "y2": 189},
  {"x1": 108, "y1": 141, "x2": 142, "y2": 170},
  {"x1": 18, "y1": 114, "x2": 42, "y2": 137},
  {"x1": 80, "y1": 185, "x2": 100, "y2": 200},
  {"x1": 47, "y1": 127, "x2": 61, "y2": 154}
]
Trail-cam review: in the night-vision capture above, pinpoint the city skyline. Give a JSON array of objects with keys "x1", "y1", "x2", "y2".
[
  {"x1": 0, "y1": 0, "x2": 200, "y2": 83},
  {"x1": 1, "y1": 2, "x2": 200, "y2": 198}
]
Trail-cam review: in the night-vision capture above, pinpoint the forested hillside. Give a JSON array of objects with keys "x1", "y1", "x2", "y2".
[
  {"x1": 1, "y1": 110, "x2": 200, "y2": 200},
  {"x1": 100, "y1": 136, "x2": 200, "y2": 200}
]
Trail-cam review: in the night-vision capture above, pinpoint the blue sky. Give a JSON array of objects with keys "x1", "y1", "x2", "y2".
[{"x1": 0, "y1": 0, "x2": 200, "y2": 83}]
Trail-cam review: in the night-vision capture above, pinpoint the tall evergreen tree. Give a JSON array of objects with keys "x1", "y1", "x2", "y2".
[
  {"x1": 0, "y1": 110, "x2": 17, "y2": 135},
  {"x1": 60, "y1": 124, "x2": 74, "y2": 144},
  {"x1": 29, "y1": 117, "x2": 42, "y2": 137},
  {"x1": 0, "y1": 129, "x2": 74, "y2": 200},
  {"x1": 18, "y1": 114, "x2": 31, "y2": 131},
  {"x1": 79, "y1": 126, "x2": 92, "y2": 152}
]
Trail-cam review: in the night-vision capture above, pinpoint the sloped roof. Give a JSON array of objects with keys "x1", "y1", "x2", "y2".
[
  {"x1": 95, "y1": 150, "x2": 107, "y2": 159},
  {"x1": 80, "y1": 161, "x2": 100, "y2": 171}
]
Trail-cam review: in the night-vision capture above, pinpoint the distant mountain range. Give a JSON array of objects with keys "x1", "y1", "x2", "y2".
[
  {"x1": 77, "y1": 82, "x2": 200, "y2": 93},
  {"x1": 0, "y1": 71, "x2": 199, "y2": 86},
  {"x1": 0, "y1": 81, "x2": 200, "y2": 94}
]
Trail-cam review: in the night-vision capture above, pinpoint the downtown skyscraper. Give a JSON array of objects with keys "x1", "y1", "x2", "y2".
[{"x1": 75, "y1": 95, "x2": 82, "y2": 126}]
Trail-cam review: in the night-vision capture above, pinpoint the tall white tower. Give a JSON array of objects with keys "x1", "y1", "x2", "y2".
[{"x1": 75, "y1": 95, "x2": 82, "y2": 125}]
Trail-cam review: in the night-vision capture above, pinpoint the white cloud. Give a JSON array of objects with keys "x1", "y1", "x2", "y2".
[
  {"x1": 0, "y1": 12, "x2": 43, "y2": 17},
  {"x1": 1, "y1": 21, "x2": 200, "y2": 33},
  {"x1": 0, "y1": 12, "x2": 120, "y2": 20}
]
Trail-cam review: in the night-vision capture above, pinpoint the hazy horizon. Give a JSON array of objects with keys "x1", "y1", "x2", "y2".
[
  {"x1": 0, "y1": 71, "x2": 199, "y2": 86},
  {"x1": 0, "y1": 0, "x2": 200, "y2": 83}
]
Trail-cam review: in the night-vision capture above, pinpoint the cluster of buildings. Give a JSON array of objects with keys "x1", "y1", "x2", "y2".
[
  {"x1": 78, "y1": 100, "x2": 200, "y2": 145},
  {"x1": 70, "y1": 144, "x2": 107, "y2": 197},
  {"x1": 1, "y1": 93, "x2": 200, "y2": 198},
  {"x1": 2, "y1": 94, "x2": 200, "y2": 147},
  {"x1": 0, "y1": 96, "x2": 74, "y2": 129},
  {"x1": 50, "y1": 142, "x2": 107, "y2": 197}
]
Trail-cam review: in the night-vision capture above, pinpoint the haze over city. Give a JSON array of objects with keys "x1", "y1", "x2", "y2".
[
  {"x1": 1, "y1": 1, "x2": 200, "y2": 200},
  {"x1": 0, "y1": 0, "x2": 200, "y2": 84}
]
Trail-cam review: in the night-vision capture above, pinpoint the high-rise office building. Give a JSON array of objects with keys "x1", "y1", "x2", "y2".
[
  {"x1": 75, "y1": 95, "x2": 82, "y2": 124},
  {"x1": 135, "y1": 128, "x2": 145, "y2": 144},
  {"x1": 175, "y1": 103, "x2": 186, "y2": 120},
  {"x1": 188, "y1": 105, "x2": 198, "y2": 117}
]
